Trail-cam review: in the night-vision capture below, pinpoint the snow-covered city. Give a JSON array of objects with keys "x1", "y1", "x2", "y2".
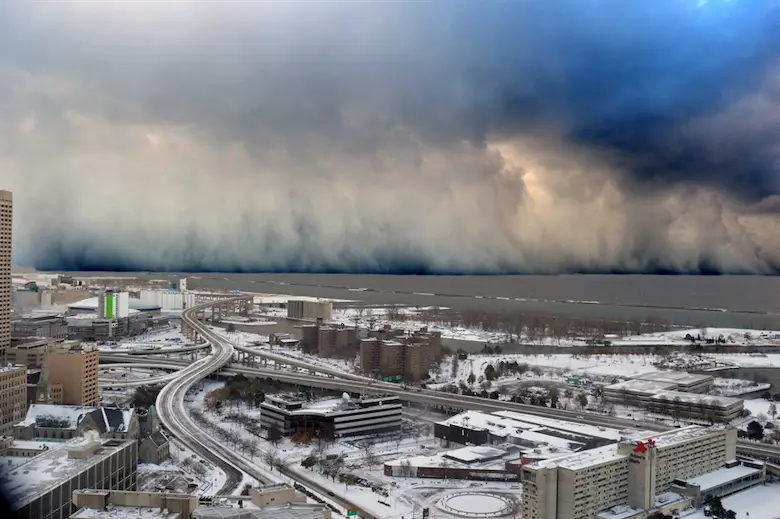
[{"x1": 2, "y1": 267, "x2": 780, "y2": 519}]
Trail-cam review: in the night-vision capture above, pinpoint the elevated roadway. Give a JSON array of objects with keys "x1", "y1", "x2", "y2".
[
  {"x1": 107, "y1": 352, "x2": 780, "y2": 462},
  {"x1": 151, "y1": 298, "x2": 378, "y2": 519},
  {"x1": 155, "y1": 299, "x2": 247, "y2": 494}
]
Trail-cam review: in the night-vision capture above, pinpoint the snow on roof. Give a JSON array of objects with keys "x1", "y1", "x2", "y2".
[
  {"x1": 683, "y1": 463, "x2": 762, "y2": 491},
  {"x1": 630, "y1": 425, "x2": 720, "y2": 450},
  {"x1": 444, "y1": 446, "x2": 506, "y2": 463},
  {"x1": 18, "y1": 405, "x2": 135, "y2": 433},
  {"x1": 650, "y1": 390, "x2": 743, "y2": 408},
  {"x1": 0, "y1": 439, "x2": 134, "y2": 511},
  {"x1": 19, "y1": 404, "x2": 97, "y2": 429},
  {"x1": 633, "y1": 371, "x2": 713, "y2": 386},
  {"x1": 491, "y1": 410, "x2": 631, "y2": 441},
  {"x1": 68, "y1": 296, "x2": 160, "y2": 312},
  {"x1": 71, "y1": 505, "x2": 179, "y2": 519},
  {"x1": 605, "y1": 379, "x2": 679, "y2": 394},
  {"x1": 529, "y1": 444, "x2": 628, "y2": 471}
]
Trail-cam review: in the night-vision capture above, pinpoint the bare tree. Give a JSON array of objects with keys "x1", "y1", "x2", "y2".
[
  {"x1": 362, "y1": 444, "x2": 379, "y2": 467},
  {"x1": 246, "y1": 438, "x2": 259, "y2": 460},
  {"x1": 262, "y1": 450, "x2": 279, "y2": 470}
]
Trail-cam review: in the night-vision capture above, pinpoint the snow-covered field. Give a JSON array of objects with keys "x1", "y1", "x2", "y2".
[{"x1": 437, "y1": 352, "x2": 780, "y2": 385}]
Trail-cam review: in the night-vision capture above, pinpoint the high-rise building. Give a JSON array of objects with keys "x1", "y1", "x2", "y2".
[
  {"x1": 46, "y1": 341, "x2": 100, "y2": 406},
  {"x1": 0, "y1": 364, "x2": 27, "y2": 436},
  {"x1": 0, "y1": 190, "x2": 12, "y2": 359}
]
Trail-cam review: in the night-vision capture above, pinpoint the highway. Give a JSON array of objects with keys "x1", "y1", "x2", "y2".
[
  {"x1": 151, "y1": 299, "x2": 379, "y2": 518},
  {"x1": 106, "y1": 350, "x2": 780, "y2": 465},
  {"x1": 155, "y1": 299, "x2": 246, "y2": 494}
]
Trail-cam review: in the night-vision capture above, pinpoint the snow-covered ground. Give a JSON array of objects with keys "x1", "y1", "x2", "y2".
[
  {"x1": 681, "y1": 482, "x2": 780, "y2": 518},
  {"x1": 436, "y1": 352, "x2": 780, "y2": 385},
  {"x1": 190, "y1": 380, "x2": 519, "y2": 519}
]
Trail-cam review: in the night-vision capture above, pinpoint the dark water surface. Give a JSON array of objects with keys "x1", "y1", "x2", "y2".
[{"x1": 72, "y1": 273, "x2": 780, "y2": 329}]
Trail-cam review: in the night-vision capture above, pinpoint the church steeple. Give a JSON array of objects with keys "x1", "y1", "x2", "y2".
[{"x1": 36, "y1": 356, "x2": 53, "y2": 404}]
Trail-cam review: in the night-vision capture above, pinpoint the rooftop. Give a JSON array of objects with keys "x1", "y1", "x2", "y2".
[
  {"x1": 604, "y1": 379, "x2": 679, "y2": 394},
  {"x1": 528, "y1": 444, "x2": 628, "y2": 471},
  {"x1": 71, "y1": 506, "x2": 179, "y2": 519},
  {"x1": 442, "y1": 410, "x2": 632, "y2": 447},
  {"x1": 633, "y1": 371, "x2": 713, "y2": 386},
  {"x1": 683, "y1": 463, "x2": 762, "y2": 491},
  {"x1": 193, "y1": 503, "x2": 329, "y2": 519},
  {"x1": 18, "y1": 404, "x2": 135, "y2": 435},
  {"x1": 0, "y1": 364, "x2": 26, "y2": 374},
  {"x1": 0, "y1": 438, "x2": 135, "y2": 510},
  {"x1": 263, "y1": 393, "x2": 400, "y2": 416},
  {"x1": 629, "y1": 425, "x2": 725, "y2": 450}
]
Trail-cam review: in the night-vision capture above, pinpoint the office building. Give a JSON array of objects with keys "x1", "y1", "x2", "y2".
[
  {"x1": 69, "y1": 485, "x2": 330, "y2": 519},
  {"x1": 71, "y1": 490, "x2": 199, "y2": 519},
  {"x1": 0, "y1": 364, "x2": 27, "y2": 435},
  {"x1": 603, "y1": 379, "x2": 743, "y2": 422},
  {"x1": 287, "y1": 299, "x2": 333, "y2": 321},
  {"x1": 0, "y1": 436, "x2": 138, "y2": 519},
  {"x1": 520, "y1": 425, "x2": 746, "y2": 519},
  {"x1": 45, "y1": 341, "x2": 99, "y2": 406},
  {"x1": 11, "y1": 314, "x2": 68, "y2": 340},
  {"x1": 0, "y1": 190, "x2": 12, "y2": 358},
  {"x1": 260, "y1": 393, "x2": 402, "y2": 439},
  {"x1": 7, "y1": 337, "x2": 61, "y2": 368}
]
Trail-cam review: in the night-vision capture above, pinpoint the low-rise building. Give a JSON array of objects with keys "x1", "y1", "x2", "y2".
[
  {"x1": 71, "y1": 489, "x2": 198, "y2": 519},
  {"x1": 140, "y1": 430, "x2": 171, "y2": 464},
  {"x1": 11, "y1": 314, "x2": 68, "y2": 340},
  {"x1": 520, "y1": 425, "x2": 747, "y2": 519},
  {"x1": 603, "y1": 379, "x2": 743, "y2": 422},
  {"x1": 632, "y1": 371, "x2": 714, "y2": 393},
  {"x1": 0, "y1": 436, "x2": 138, "y2": 519},
  {"x1": 385, "y1": 445, "x2": 522, "y2": 481},
  {"x1": 260, "y1": 393, "x2": 402, "y2": 439},
  {"x1": 14, "y1": 404, "x2": 139, "y2": 441}
]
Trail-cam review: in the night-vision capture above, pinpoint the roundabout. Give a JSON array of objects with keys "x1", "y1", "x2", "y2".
[{"x1": 436, "y1": 492, "x2": 515, "y2": 518}]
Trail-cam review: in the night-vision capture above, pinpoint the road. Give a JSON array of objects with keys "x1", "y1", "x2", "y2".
[
  {"x1": 109, "y1": 350, "x2": 780, "y2": 465},
  {"x1": 155, "y1": 299, "x2": 247, "y2": 494},
  {"x1": 152, "y1": 299, "x2": 379, "y2": 518}
]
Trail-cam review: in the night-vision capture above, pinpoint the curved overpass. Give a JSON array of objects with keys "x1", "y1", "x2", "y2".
[
  {"x1": 155, "y1": 298, "x2": 252, "y2": 494},
  {"x1": 106, "y1": 353, "x2": 780, "y2": 461}
]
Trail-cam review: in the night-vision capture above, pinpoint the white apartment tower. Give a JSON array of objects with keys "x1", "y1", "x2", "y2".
[{"x1": 0, "y1": 190, "x2": 12, "y2": 358}]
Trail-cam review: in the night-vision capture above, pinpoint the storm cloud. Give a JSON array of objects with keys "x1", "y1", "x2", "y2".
[{"x1": 1, "y1": 0, "x2": 779, "y2": 274}]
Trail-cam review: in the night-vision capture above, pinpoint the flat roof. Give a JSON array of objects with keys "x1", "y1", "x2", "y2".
[
  {"x1": 605, "y1": 379, "x2": 679, "y2": 394},
  {"x1": 193, "y1": 504, "x2": 329, "y2": 519},
  {"x1": 633, "y1": 371, "x2": 713, "y2": 386},
  {"x1": 444, "y1": 446, "x2": 507, "y2": 463},
  {"x1": 71, "y1": 506, "x2": 179, "y2": 519},
  {"x1": 263, "y1": 393, "x2": 400, "y2": 416},
  {"x1": 0, "y1": 439, "x2": 134, "y2": 510},
  {"x1": 446, "y1": 409, "x2": 633, "y2": 443},
  {"x1": 684, "y1": 463, "x2": 762, "y2": 491},
  {"x1": 529, "y1": 444, "x2": 628, "y2": 471},
  {"x1": 632, "y1": 425, "x2": 722, "y2": 450}
]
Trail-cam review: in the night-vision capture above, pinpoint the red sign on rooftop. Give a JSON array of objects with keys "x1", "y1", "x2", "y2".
[{"x1": 633, "y1": 441, "x2": 648, "y2": 454}]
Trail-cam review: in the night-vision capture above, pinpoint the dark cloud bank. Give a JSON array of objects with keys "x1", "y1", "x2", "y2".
[{"x1": 1, "y1": 0, "x2": 779, "y2": 274}]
